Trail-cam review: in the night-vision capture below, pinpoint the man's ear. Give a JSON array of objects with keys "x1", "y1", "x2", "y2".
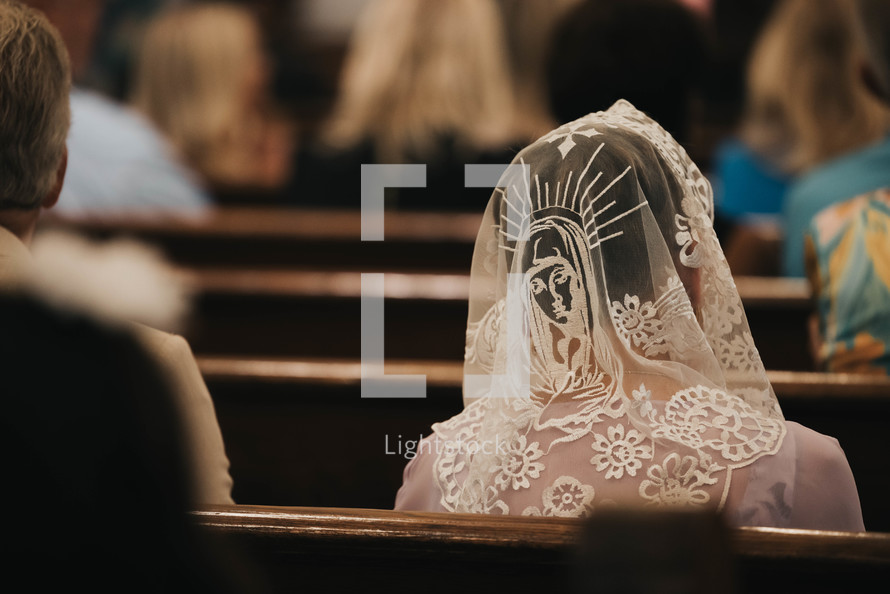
[{"x1": 41, "y1": 147, "x2": 67, "y2": 210}]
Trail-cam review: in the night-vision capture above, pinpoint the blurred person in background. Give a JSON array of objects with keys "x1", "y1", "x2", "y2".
[
  {"x1": 292, "y1": 0, "x2": 525, "y2": 211},
  {"x1": 496, "y1": 0, "x2": 582, "y2": 140},
  {"x1": 132, "y1": 2, "x2": 295, "y2": 203},
  {"x1": 751, "y1": 0, "x2": 890, "y2": 277},
  {"x1": 710, "y1": 0, "x2": 793, "y2": 233},
  {"x1": 79, "y1": 0, "x2": 167, "y2": 100},
  {"x1": 27, "y1": 0, "x2": 211, "y2": 218},
  {"x1": 804, "y1": 0, "x2": 890, "y2": 375},
  {"x1": 704, "y1": 0, "x2": 779, "y2": 128},
  {"x1": 546, "y1": 0, "x2": 706, "y2": 147},
  {"x1": 717, "y1": 0, "x2": 889, "y2": 276}
]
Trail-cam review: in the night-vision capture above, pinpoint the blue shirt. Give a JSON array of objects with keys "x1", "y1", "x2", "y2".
[
  {"x1": 58, "y1": 89, "x2": 210, "y2": 217},
  {"x1": 783, "y1": 134, "x2": 890, "y2": 277},
  {"x1": 713, "y1": 139, "x2": 791, "y2": 224}
]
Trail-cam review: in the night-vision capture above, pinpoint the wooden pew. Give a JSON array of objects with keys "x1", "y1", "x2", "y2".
[
  {"x1": 193, "y1": 504, "x2": 890, "y2": 594},
  {"x1": 201, "y1": 357, "x2": 464, "y2": 510},
  {"x1": 45, "y1": 208, "x2": 482, "y2": 271},
  {"x1": 734, "y1": 277, "x2": 812, "y2": 370},
  {"x1": 183, "y1": 269, "x2": 469, "y2": 360},
  {"x1": 200, "y1": 357, "x2": 890, "y2": 531},
  {"x1": 184, "y1": 270, "x2": 812, "y2": 369},
  {"x1": 48, "y1": 209, "x2": 813, "y2": 367}
]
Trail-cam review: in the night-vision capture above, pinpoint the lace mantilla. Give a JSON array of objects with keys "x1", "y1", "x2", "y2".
[{"x1": 431, "y1": 101, "x2": 786, "y2": 516}]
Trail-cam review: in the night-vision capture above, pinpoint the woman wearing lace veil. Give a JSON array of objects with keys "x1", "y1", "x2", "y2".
[{"x1": 395, "y1": 101, "x2": 864, "y2": 530}]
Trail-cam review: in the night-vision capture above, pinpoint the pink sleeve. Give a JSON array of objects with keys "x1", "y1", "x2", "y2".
[
  {"x1": 394, "y1": 436, "x2": 446, "y2": 512},
  {"x1": 787, "y1": 422, "x2": 865, "y2": 531}
]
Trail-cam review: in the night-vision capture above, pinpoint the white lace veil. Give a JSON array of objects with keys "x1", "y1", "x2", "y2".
[{"x1": 434, "y1": 101, "x2": 786, "y2": 516}]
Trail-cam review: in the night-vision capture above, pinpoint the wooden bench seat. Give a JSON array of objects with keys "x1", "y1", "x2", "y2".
[
  {"x1": 46, "y1": 208, "x2": 482, "y2": 271},
  {"x1": 183, "y1": 269, "x2": 470, "y2": 360},
  {"x1": 193, "y1": 504, "x2": 890, "y2": 593},
  {"x1": 199, "y1": 357, "x2": 890, "y2": 531},
  {"x1": 48, "y1": 209, "x2": 814, "y2": 367},
  {"x1": 185, "y1": 269, "x2": 813, "y2": 369}
]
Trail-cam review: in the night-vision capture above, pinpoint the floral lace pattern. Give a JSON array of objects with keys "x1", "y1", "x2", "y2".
[
  {"x1": 631, "y1": 383, "x2": 654, "y2": 418},
  {"x1": 494, "y1": 435, "x2": 545, "y2": 491},
  {"x1": 523, "y1": 476, "x2": 596, "y2": 517},
  {"x1": 651, "y1": 386, "x2": 784, "y2": 463},
  {"x1": 609, "y1": 275, "x2": 706, "y2": 358},
  {"x1": 639, "y1": 453, "x2": 719, "y2": 507},
  {"x1": 590, "y1": 424, "x2": 653, "y2": 479},
  {"x1": 422, "y1": 101, "x2": 786, "y2": 517}
]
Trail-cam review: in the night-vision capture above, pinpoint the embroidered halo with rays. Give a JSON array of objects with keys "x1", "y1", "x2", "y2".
[{"x1": 494, "y1": 137, "x2": 647, "y2": 257}]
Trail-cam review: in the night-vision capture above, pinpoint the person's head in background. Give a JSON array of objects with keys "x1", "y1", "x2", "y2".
[
  {"x1": 707, "y1": 0, "x2": 780, "y2": 120},
  {"x1": 323, "y1": 0, "x2": 518, "y2": 163},
  {"x1": 0, "y1": 0, "x2": 70, "y2": 244},
  {"x1": 743, "y1": 0, "x2": 890, "y2": 175},
  {"x1": 131, "y1": 2, "x2": 288, "y2": 193},
  {"x1": 545, "y1": 0, "x2": 706, "y2": 146},
  {"x1": 495, "y1": 0, "x2": 583, "y2": 138}
]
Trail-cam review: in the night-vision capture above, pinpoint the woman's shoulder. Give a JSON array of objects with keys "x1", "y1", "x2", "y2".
[
  {"x1": 783, "y1": 421, "x2": 865, "y2": 531},
  {"x1": 784, "y1": 420, "x2": 840, "y2": 450},
  {"x1": 729, "y1": 421, "x2": 863, "y2": 530}
]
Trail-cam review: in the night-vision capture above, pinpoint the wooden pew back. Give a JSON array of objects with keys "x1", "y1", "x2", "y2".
[
  {"x1": 193, "y1": 505, "x2": 890, "y2": 594},
  {"x1": 201, "y1": 358, "x2": 890, "y2": 531},
  {"x1": 46, "y1": 208, "x2": 481, "y2": 270},
  {"x1": 49, "y1": 209, "x2": 816, "y2": 369},
  {"x1": 186, "y1": 270, "x2": 813, "y2": 369}
]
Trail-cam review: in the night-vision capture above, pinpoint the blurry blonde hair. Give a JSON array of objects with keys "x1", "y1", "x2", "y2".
[
  {"x1": 131, "y1": 3, "x2": 271, "y2": 188},
  {"x1": 324, "y1": 0, "x2": 518, "y2": 162},
  {"x1": 743, "y1": 0, "x2": 890, "y2": 173}
]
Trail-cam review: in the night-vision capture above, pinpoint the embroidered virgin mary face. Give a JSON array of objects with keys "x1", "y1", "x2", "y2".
[
  {"x1": 528, "y1": 241, "x2": 582, "y2": 324},
  {"x1": 523, "y1": 216, "x2": 596, "y2": 374}
]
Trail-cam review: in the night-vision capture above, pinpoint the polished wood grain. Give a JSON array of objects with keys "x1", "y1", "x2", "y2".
[
  {"x1": 194, "y1": 504, "x2": 890, "y2": 562},
  {"x1": 185, "y1": 268, "x2": 470, "y2": 300},
  {"x1": 183, "y1": 270, "x2": 813, "y2": 368},
  {"x1": 49, "y1": 207, "x2": 482, "y2": 241},
  {"x1": 186, "y1": 268, "x2": 807, "y2": 304},
  {"x1": 198, "y1": 356, "x2": 464, "y2": 386},
  {"x1": 192, "y1": 505, "x2": 890, "y2": 593},
  {"x1": 45, "y1": 208, "x2": 482, "y2": 270}
]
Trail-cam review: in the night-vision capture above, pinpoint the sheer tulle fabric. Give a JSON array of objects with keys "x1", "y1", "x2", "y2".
[{"x1": 433, "y1": 101, "x2": 786, "y2": 516}]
